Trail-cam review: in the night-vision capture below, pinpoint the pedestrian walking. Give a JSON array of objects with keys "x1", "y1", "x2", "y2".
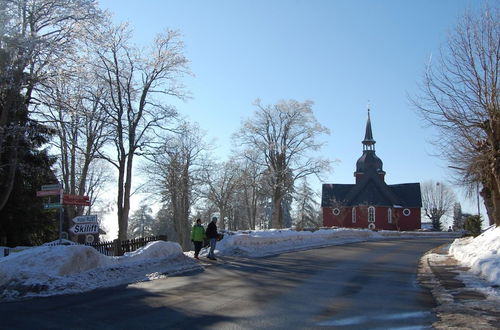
[
  {"x1": 191, "y1": 218, "x2": 206, "y2": 259},
  {"x1": 206, "y1": 216, "x2": 219, "y2": 260}
]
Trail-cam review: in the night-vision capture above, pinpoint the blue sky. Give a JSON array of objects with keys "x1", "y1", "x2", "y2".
[{"x1": 99, "y1": 0, "x2": 493, "y2": 216}]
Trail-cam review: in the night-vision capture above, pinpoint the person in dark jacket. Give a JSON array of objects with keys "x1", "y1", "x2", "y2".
[
  {"x1": 191, "y1": 218, "x2": 206, "y2": 259},
  {"x1": 205, "y1": 217, "x2": 219, "y2": 260}
]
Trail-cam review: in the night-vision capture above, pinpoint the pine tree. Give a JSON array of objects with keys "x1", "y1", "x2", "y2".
[{"x1": 294, "y1": 178, "x2": 321, "y2": 230}]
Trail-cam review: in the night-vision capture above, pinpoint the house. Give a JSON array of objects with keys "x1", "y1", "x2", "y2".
[{"x1": 321, "y1": 110, "x2": 422, "y2": 230}]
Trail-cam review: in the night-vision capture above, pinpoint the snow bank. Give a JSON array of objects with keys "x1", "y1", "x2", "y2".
[
  {"x1": 0, "y1": 241, "x2": 198, "y2": 301},
  {"x1": 213, "y1": 228, "x2": 459, "y2": 257},
  {"x1": 449, "y1": 226, "x2": 500, "y2": 286},
  {"x1": 0, "y1": 228, "x2": 479, "y2": 302}
]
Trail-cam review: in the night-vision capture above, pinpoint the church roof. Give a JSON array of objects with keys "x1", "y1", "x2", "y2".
[{"x1": 321, "y1": 182, "x2": 422, "y2": 208}]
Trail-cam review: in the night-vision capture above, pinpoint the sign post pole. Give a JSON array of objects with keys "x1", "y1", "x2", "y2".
[{"x1": 59, "y1": 188, "x2": 64, "y2": 244}]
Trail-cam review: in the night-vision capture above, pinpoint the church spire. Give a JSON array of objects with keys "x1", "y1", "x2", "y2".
[{"x1": 362, "y1": 107, "x2": 375, "y2": 151}]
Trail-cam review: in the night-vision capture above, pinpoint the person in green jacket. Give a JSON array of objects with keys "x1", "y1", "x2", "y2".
[{"x1": 191, "y1": 218, "x2": 206, "y2": 259}]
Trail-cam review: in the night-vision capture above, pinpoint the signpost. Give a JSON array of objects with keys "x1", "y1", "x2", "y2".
[
  {"x1": 43, "y1": 203, "x2": 62, "y2": 209},
  {"x1": 41, "y1": 184, "x2": 61, "y2": 191},
  {"x1": 69, "y1": 223, "x2": 99, "y2": 235},
  {"x1": 36, "y1": 189, "x2": 61, "y2": 197},
  {"x1": 72, "y1": 215, "x2": 97, "y2": 223},
  {"x1": 63, "y1": 194, "x2": 90, "y2": 206},
  {"x1": 37, "y1": 183, "x2": 64, "y2": 243},
  {"x1": 36, "y1": 183, "x2": 95, "y2": 243}
]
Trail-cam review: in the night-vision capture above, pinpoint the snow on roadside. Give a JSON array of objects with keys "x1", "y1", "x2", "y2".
[
  {"x1": 212, "y1": 228, "x2": 459, "y2": 258},
  {"x1": 449, "y1": 225, "x2": 500, "y2": 286},
  {"x1": 0, "y1": 241, "x2": 200, "y2": 302},
  {"x1": 0, "y1": 227, "x2": 477, "y2": 302}
]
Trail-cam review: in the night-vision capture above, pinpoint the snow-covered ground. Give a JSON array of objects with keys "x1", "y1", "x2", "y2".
[
  {"x1": 0, "y1": 227, "x2": 497, "y2": 302},
  {"x1": 448, "y1": 225, "x2": 500, "y2": 290}
]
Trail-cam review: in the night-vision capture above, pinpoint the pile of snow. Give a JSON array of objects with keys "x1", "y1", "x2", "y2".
[
  {"x1": 212, "y1": 228, "x2": 457, "y2": 258},
  {"x1": 0, "y1": 227, "x2": 483, "y2": 302},
  {"x1": 0, "y1": 241, "x2": 199, "y2": 301},
  {"x1": 449, "y1": 225, "x2": 500, "y2": 286}
]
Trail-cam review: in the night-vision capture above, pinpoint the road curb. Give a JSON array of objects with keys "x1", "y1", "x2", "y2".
[{"x1": 418, "y1": 244, "x2": 500, "y2": 329}]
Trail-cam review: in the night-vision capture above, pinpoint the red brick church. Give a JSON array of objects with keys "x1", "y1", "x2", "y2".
[{"x1": 321, "y1": 110, "x2": 422, "y2": 231}]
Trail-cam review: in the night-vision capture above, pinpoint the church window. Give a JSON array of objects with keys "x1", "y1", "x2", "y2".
[
  {"x1": 352, "y1": 208, "x2": 356, "y2": 223},
  {"x1": 403, "y1": 208, "x2": 411, "y2": 216},
  {"x1": 388, "y1": 208, "x2": 393, "y2": 223},
  {"x1": 368, "y1": 206, "x2": 375, "y2": 223},
  {"x1": 333, "y1": 208, "x2": 340, "y2": 216}
]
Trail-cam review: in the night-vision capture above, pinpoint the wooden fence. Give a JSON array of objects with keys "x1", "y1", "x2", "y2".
[{"x1": 86, "y1": 235, "x2": 167, "y2": 256}]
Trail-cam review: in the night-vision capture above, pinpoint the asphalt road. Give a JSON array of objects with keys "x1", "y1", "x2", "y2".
[{"x1": 0, "y1": 237, "x2": 454, "y2": 330}]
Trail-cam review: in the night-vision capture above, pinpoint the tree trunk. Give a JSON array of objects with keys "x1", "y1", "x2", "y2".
[
  {"x1": 271, "y1": 192, "x2": 282, "y2": 228},
  {"x1": 490, "y1": 177, "x2": 500, "y2": 227}
]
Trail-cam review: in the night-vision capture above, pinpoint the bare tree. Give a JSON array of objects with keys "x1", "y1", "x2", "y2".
[
  {"x1": 235, "y1": 99, "x2": 330, "y2": 228},
  {"x1": 0, "y1": 0, "x2": 101, "y2": 211},
  {"x1": 91, "y1": 24, "x2": 190, "y2": 241},
  {"x1": 421, "y1": 181, "x2": 456, "y2": 231},
  {"x1": 144, "y1": 122, "x2": 206, "y2": 250},
  {"x1": 233, "y1": 150, "x2": 266, "y2": 230},
  {"x1": 411, "y1": 5, "x2": 500, "y2": 226},
  {"x1": 35, "y1": 59, "x2": 112, "y2": 224},
  {"x1": 201, "y1": 159, "x2": 240, "y2": 231}
]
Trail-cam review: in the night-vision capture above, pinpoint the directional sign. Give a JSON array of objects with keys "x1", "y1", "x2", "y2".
[
  {"x1": 70, "y1": 223, "x2": 99, "y2": 235},
  {"x1": 43, "y1": 203, "x2": 62, "y2": 209},
  {"x1": 36, "y1": 189, "x2": 61, "y2": 197},
  {"x1": 63, "y1": 195, "x2": 90, "y2": 206},
  {"x1": 72, "y1": 215, "x2": 97, "y2": 224},
  {"x1": 41, "y1": 184, "x2": 61, "y2": 191}
]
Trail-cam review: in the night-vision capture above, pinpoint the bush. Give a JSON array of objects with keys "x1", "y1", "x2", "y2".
[{"x1": 463, "y1": 215, "x2": 482, "y2": 237}]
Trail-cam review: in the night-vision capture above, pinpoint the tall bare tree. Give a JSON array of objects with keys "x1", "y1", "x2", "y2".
[
  {"x1": 421, "y1": 181, "x2": 456, "y2": 231},
  {"x1": 91, "y1": 24, "x2": 190, "y2": 241},
  {"x1": 0, "y1": 0, "x2": 100, "y2": 211},
  {"x1": 235, "y1": 99, "x2": 330, "y2": 228},
  {"x1": 144, "y1": 123, "x2": 206, "y2": 250},
  {"x1": 36, "y1": 60, "x2": 112, "y2": 224},
  {"x1": 411, "y1": 5, "x2": 500, "y2": 226},
  {"x1": 233, "y1": 150, "x2": 266, "y2": 230},
  {"x1": 202, "y1": 159, "x2": 240, "y2": 231}
]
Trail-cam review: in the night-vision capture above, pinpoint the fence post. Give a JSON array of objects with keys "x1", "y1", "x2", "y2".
[{"x1": 113, "y1": 238, "x2": 123, "y2": 256}]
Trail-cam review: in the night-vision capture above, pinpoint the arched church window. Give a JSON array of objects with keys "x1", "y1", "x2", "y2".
[
  {"x1": 388, "y1": 208, "x2": 392, "y2": 223},
  {"x1": 352, "y1": 208, "x2": 356, "y2": 223},
  {"x1": 368, "y1": 206, "x2": 375, "y2": 223}
]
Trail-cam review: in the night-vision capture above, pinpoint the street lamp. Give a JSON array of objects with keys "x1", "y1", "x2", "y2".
[{"x1": 447, "y1": 166, "x2": 481, "y2": 217}]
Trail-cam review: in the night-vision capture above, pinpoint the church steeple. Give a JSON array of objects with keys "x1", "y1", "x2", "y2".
[
  {"x1": 354, "y1": 107, "x2": 385, "y2": 183},
  {"x1": 362, "y1": 108, "x2": 375, "y2": 151}
]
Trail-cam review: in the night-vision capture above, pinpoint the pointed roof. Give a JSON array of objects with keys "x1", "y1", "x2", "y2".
[
  {"x1": 362, "y1": 109, "x2": 375, "y2": 147},
  {"x1": 356, "y1": 108, "x2": 383, "y2": 174}
]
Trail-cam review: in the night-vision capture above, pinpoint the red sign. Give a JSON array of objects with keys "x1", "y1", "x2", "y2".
[
  {"x1": 36, "y1": 189, "x2": 61, "y2": 197},
  {"x1": 63, "y1": 194, "x2": 90, "y2": 206}
]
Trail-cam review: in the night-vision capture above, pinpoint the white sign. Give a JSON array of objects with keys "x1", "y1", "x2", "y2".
[
  {"x1": 70, "y1": 223, "x2": 99, "y2": 235},
  {"x1": 41, "y1": 184, "x2": 61, "y2": 191},
  {"x1": 72, "y1": 215, "x2": 97, "y2": 224}
]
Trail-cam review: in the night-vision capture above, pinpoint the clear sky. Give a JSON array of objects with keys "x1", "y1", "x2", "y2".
[{"x1": 98, "y1": 0, "x2": 493, "y2": 219}]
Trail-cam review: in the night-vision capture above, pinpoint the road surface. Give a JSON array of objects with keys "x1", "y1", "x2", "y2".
[{"x1": 0, "y1": 237, "x2": 453, "y2": 329}]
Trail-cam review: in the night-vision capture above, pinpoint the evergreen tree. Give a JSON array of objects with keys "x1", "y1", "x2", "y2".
[
  {"x1": 127, "y1": 204, "x2": 155, "y2": 239},
  {"x1": 294, "y1": 178, "x2": 321, "y2": 229}
]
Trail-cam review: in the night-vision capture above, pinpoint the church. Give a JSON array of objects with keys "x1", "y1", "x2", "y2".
[{"x1": 321, "y1": 110, "x2": 422, "y2": 231}]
